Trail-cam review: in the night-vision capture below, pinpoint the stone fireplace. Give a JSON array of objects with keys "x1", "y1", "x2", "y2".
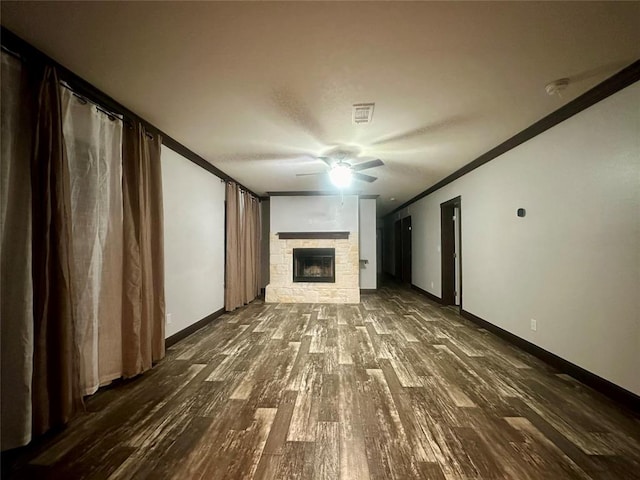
[
  {"x1": 265, "y1": 195, "x2": 361, "y2": 304},
  {"x1": 265, "y1": 231, "x2": 360, "y2": 304}
]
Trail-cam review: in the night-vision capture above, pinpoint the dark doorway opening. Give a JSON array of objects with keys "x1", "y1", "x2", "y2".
[
  {"x1": 393, "y1": 216, "x2": 412, "y2": 284},
  {"x1": 441, "y1": 197, "x2": 461, "y2": 307},
  {"x1": 394, "y1": 220, "x2": 402, "y2": 280},
  {"x1": 401, "y1": 216, "x2": 412, "y2": 284},
  {"x1": 377, "y1": 227, "x2": 384, "y2": 287}
]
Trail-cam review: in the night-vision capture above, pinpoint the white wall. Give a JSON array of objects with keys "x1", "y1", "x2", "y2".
[
  {"x1": 270, "y1": 195, "x2": 359, "y2": 232},
  {"x1": 398, "y1": 82, "x2": 640, "y2": 395},
  {"x1": 161, "y1": 145, "x2": 225, "y2": 338},
  {"x1": 359, "y1": 198, "x2": 377, "y2": 289}
]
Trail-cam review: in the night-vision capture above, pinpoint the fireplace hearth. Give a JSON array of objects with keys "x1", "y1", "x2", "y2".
[{"x1": 293, "y1": 248, "x2": 335, "y2": 283}]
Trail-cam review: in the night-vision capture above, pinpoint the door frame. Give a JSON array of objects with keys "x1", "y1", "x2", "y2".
[{"x1": 440, "y1": 196, "x2": 462, "y2": 307}]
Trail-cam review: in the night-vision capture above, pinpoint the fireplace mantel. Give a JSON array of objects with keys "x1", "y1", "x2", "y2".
[{"x1": 277, "y1": 231, "x2": 350, "y2": 240}]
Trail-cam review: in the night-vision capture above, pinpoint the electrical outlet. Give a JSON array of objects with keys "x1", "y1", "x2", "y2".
[
  {"x1": 431, "y1": 281, "x2": 434, "y2": 289},
  {"x1": 166, "y1": 313, "x2": 172, "y2": 325},
  {"x1": 530, "y1": 318, "x2": 537, "y2": 332}
]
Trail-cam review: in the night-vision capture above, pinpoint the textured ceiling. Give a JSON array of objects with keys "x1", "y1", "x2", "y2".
[{"x1": 2, "y1": 1, "x2": 639, "y2": 215}]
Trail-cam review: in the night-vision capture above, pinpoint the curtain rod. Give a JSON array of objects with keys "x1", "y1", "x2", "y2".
[
  {"x1": 224, "y1": 180, "x2": 261, "y2": 201},
  {"x1": 1, "y1": 44, "x2": 23, "y2": 61},
  {"x1": 0, "y1": 26, "x2": 260, "y2": 198},
  {"x1": 61, "y1": 83, "x2": 120, "y2": 120},
  {"x1": 5, "y1": 47, "x2": 133, "y2": 134},
  {"x1": 60, "y1": 83, "x2": 155, "y2": 139}
]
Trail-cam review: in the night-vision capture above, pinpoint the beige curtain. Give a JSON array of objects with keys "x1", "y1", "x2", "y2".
[
  {"x1": 243, "y1": 193, "x2": 261, "y2": 301},
  {"x1": 122, "y1": 122, "x2": 165, "y2": 377},
  {"x1": 31, "y1": 65, "x2": 83, "y2": 437},
  {"x1": 61, "y1": 88, "x2": 124, "y2": 395},
  {"x1": 225, "y1": 182, "x2": 241, "y2": 310},
  {"x1": 225, "y1": 183, "x2": 261, "y2": 311},
  {"x1": 1, "y1": 52, "x2": 35, "y2": 450}
]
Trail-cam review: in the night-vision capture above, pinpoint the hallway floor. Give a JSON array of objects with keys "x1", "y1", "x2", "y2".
[{"x1": 6, "y1": 286, "x2": 640, "y2": 479}]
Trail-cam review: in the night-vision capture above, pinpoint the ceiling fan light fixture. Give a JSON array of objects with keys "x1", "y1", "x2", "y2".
[{"x1": 329, "y1": 163, "x2": 352, "y2": 188}]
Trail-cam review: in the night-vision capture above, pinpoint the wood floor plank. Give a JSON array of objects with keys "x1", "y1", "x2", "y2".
[
  {"x1": 287, "y1": 353, "x2": 323, "y2": 442},
  {"x1": 262, "y1": 390, "x2": 298, "y2": 455},
  {"x1": 505, "y1": 416, "x2": 592, "y2": 479},
  {"x1": 314, "y1": 422, "x2": 340, "y2": 480},
  {"x1": 125, "y1": 416, "x2": 213, "y2": 480},
  {"x1": 253, "y1": 453, "x2": 281, "y2": 480},
  {"x1": 275, "y1": 441, "x2": 316, "y2": 480},
  {"x1": 338, "y1": 364, "x2": 371, "y2": 480},
  {"x1": 319, "y1": 374, "x2": 340, "y2": 422}
]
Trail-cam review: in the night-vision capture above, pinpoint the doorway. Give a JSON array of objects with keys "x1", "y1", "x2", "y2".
[
  {"x1": 376, "y1": 227, "x2": 383, "y2": 286},
  {"x1": 394, "y1": 216, "x2": 412, "y2": 284},
  {"x1": 401, "y1": 216, "x2": 412, "y2": 284},
  {"x1": 441, "y1": 197, "x2": 461, "y2": 307},
  {"x1": 394, "y1": 219, "x2": 402, "y2": 279}
]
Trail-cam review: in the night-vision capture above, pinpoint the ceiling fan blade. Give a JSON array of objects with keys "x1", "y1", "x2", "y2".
[
  {"x1": 317, "y1": 156, "x2": 333, "y2": 167},
  {"x1": 352, "y1": 159, "x2": 384, "y2": 171},
  {"x1": 296, "y1": 172, "x2": 326, "y2": 177},
  {"x1": 352, "y1": 172, "x2": 377, "y2": 183}
]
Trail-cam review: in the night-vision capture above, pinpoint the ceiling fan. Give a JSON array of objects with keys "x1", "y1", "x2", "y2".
[{"x1": 296, "y1": 157, "x2": 384, "y2": 187}]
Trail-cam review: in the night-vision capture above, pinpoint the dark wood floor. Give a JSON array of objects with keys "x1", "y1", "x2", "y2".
[{"x1": 5, "y1": 286, "x2": 640, "y2": 479}]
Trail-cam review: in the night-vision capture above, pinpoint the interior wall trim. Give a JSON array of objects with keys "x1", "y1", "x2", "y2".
[
  {"x1": 0, "y1": 26, "x2": 259, "y2": 199},
  {"x1": 277, "y1": 231, "x2": 349, "y2": 240},
  {"x1": 411, "y1": 284, "x2": 443, "y2": 304},
  {"x1": 386, "y1": 60, "x2": 640, "y2": 218},
  {"x1": 461, "y1": 309, "x2": 640, "y2": 414},
  {"x1": 165, "y1": 308, "x2": 225, "y2": 348},
  {"x1": 267, "y1": 191, "x2": 379, "y2": 198}
]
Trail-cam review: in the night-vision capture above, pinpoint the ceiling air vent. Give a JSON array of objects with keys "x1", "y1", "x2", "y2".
[{"x1": 352, "y1": 103, "x2": 375, "y2": 124}]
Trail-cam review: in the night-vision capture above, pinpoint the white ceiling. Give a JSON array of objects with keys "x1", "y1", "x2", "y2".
[{"x1": 2, "y1": 1, "x2": 639, "y2": 215}]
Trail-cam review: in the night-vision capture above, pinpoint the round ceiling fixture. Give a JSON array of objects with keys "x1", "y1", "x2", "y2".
[{"x1": 329, "y1": 162, "x2": 353, "y2": 188}]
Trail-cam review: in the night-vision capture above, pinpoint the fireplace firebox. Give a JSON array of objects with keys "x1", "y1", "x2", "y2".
[{"x1": 293, "y1": 248, "x2": 335, "y2": 283}]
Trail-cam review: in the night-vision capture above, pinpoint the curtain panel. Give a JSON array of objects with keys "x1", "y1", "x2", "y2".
[
  {"x1": 61, "y1": 89, "x2": 124, "y2": 395},
  {"x1": 1, "y1": 52, "x2": 35, "y2": 450},
  {"x1": 122, "y1": 123, "x2": 166, "y2": 377},
  {"x1": 225, "y1": 182, "x2": 242, "y2": 310},
  {"x1": 225, "y1": 183, "x2": 261, "y2": 311},
  {"x1": 243, "y1": 193, "x2": 261, "y2": 302},
  {"x1": 31, "y1": 65, "x2": 84, "y2": 437}
]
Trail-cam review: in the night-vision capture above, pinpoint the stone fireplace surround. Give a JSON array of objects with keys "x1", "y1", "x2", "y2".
[{"x1": 265, "y1": 231, "x2": 360, "y2": 304}]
